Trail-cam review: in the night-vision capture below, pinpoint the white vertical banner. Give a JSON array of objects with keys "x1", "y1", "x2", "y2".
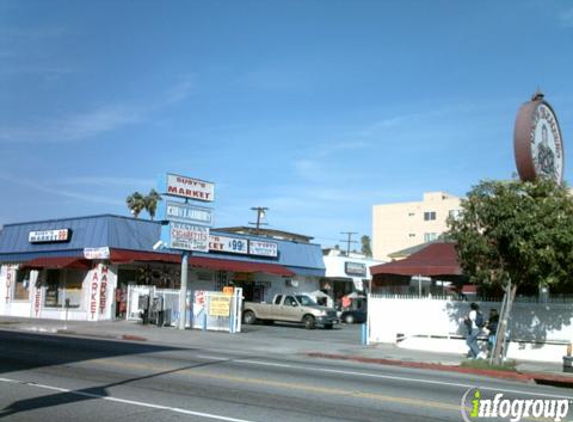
[
  {"x1": 87, "y1": 265, "x2": 101, "y2": 322},
  {"x1": 97, "y1": 264, "x2": 117, "y2": 320},
  {"x1": 32, "y1": 272, "x2": 43, "y2": 319},
  {"x1": 0, "y1": 266, "x2": 6, "y2": 314}
]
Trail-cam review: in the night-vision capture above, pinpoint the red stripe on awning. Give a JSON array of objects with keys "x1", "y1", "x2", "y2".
[
  {"x1": 22, "y1": 257, "x2": 92, "y2": 270},
  {"x1": 189, "y1": 256, "x2": 295, "y2": 277},
  {"x1": 109, "y1": 249, "x2": 181, "y2": 264}
]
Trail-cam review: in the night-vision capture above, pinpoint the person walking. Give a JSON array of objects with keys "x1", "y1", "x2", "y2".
[{"x1": 464, "y1": 302, "x2": 484, "y2": 359}]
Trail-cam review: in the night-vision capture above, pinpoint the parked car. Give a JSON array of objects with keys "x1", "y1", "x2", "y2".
[
  {"x1": 340, "y1": 309, "x2": 367, "y2": 324},
  {"x1": 243, "y1": 294, "x2": 339, "y2": 329}
]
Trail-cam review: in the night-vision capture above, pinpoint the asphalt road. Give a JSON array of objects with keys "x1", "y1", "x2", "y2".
[{"x1": 0, "y1": 330, "x2": 571, "y2": 422}]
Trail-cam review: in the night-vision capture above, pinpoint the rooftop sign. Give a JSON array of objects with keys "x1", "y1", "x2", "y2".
[
  {"x1": 514, "y1": 92, "x2": 565, "y2": 184},
  {"x1": 160, "y1": 173, "x2": 215, "y2": 202},
  {"x1": 29, "y1": 229, "x2": 71, "y2": 243}
]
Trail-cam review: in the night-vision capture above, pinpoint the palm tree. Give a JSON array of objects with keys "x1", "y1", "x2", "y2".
[
  {"x1": 126, "y1": 192, "x2": 146, "y2": 218},
  {"x1": 144, "y1": 189, "x2": 162, "y2": 220}
]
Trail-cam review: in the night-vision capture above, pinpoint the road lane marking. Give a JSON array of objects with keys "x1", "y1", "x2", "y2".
[
  {"x1": 188, "y1": 355, "x2": 573, "y2": 400},
  {"x1": 0, "y1": 377, "x2": 258, "y2": 422}
]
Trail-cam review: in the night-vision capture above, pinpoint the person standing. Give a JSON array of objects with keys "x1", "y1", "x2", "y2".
[
  {"x1": 464, "y1": 302, "x2": 483, "y2": 359},
  {"x1": 486, "y1": 309, "x2": 500, "y2": 357}
]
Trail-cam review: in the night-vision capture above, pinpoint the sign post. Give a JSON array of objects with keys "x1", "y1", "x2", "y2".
[
  {"x1": 157, "y1": 172, "x2": 215, "y2": 330},
  {"x1": 178, "y1": 252, "x2": 189, "y2": 330}
]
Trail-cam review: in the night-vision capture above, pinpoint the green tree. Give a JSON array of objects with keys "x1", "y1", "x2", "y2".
[
  {"x1": 361, "y1": 235, "x2": 372, "y2": 257},
  {"x1": 126, "y1": 191, "x2": 146, "y2": 218},
  {"x1": 447, "y1": 178, "x2": 573, "y2": 363},
  {"x1": 144, "y1": 189, "x2": 162, "y2": 220}
]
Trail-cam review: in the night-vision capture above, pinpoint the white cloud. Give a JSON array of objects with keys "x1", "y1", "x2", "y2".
[
  {"x1": 0, "y1": 173, "x2": 124, "y2": 206},
  {"x1": 560, "y1": 8, "x2": 573, "y2": 27},
  {"x1": 53, "y1": 176, "x2": 156, "y2": 188},
  {"x1": 0, "y1": 76, "x2": 196, "y2": 144}
]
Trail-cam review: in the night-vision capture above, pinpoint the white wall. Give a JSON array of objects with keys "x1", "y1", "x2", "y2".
[
  {"x1": 0, "y1": 263, "x2": 118, "y2": 322},
  {"x1": 368, "y1": 296, "x2": 573, "y2": 362}
]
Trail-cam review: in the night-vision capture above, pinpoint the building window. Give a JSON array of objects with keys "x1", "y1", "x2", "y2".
[
  {"x1": 408, "y1": 233, "x2": 416, "y2": 238},
  {"x1": 449, "y1": 209, "x2": 460, "y2": 219},
  {"x1": 408, "y1": 212, "x2": 415, "y2": 217},
  {"x1": 14, "y1": 269, "x2": 31, "y2": 301},
  {"x1": 44, "y1": 269, "x2": 83, "y2": 308},
  {"x1": 424, "y1": 211, "x2": 436, "y2": 221},
  {"x1": 424, "y1": 233, "x2": 438, "y2": 242}
]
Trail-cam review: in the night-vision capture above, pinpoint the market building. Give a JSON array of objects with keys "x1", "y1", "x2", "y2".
[{"x1": 0, "y1": 214, "x2": 325, "y2": 323}]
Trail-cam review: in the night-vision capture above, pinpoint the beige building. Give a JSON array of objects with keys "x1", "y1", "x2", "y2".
[{"x1": 372, "y1": 192, "x2": 462, "y2": 261}]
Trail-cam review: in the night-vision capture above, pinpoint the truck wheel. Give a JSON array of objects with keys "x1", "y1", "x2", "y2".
[
  {"x1": 344, "y1": 314, "x2": 355, "y2": 324},
  {"x1": 243, "y1": 310, "x2": 257, "y2": 325},
  {"x1": 303, "y1": 315, "x2": 316, "y2": 330}
]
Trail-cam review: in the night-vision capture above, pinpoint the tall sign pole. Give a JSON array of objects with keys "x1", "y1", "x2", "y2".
[
  {"x1": 157, "y1": 173, "x2": 215, "y2": 330},
  {"x1": 178, "y1": 252, "x2": 189, "y2": 330}
]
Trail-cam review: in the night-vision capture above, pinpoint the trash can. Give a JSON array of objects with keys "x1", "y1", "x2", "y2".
[{"x1": 563, "y1": 356, "x2": 573, "y2": 373}]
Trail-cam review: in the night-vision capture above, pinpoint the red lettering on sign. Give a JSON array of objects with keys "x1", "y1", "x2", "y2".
[
  {"x1": 90, "y1": 270, "x2": 99, "y2": 318},
  {"x1": 99, "y1": 266, "x2": 108, "y2": 314},
  {"x1": 5, "y1": 270, "x2": 12, "y2": 304},
  {"x1": 34, "y1": 286, "x2": 41, "y2": 317}
]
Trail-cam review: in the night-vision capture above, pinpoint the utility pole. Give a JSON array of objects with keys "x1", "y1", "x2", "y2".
[
  {"x1": 340, "y1": 231, "x2": 358, "y2": 255},
  {"x1": 249, "y1": 207, "x2": 269, "y2": 235}
]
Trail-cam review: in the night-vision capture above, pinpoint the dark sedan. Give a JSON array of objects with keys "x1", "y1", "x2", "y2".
[{"x1": 340, "y1": 309, "x2": 367, "y2": 324}]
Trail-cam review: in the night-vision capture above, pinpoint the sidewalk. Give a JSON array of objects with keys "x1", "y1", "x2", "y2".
[{"x1": 1, "y1": 316, "x2": 572, "y2": 388}]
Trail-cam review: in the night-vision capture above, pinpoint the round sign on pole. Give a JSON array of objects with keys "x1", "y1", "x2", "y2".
[{"x1": 514, "y1": 92, "x2": 565, "y2": 184}]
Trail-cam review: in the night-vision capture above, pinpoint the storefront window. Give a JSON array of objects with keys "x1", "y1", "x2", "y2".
[
  {"x1": 44, "y1": 269, "x2": 84, "y2": 308},
  {"x1": 14, "y1": 269, "x2": 31, "y2": 301}
]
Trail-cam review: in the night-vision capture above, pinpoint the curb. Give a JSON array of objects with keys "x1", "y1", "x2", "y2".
[{"x1": 306, "y1": 352, "x2": 573, "y2": 386}]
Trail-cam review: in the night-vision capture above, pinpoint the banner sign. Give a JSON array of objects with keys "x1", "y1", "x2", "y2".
[
  {"x1": 209, "y1": 294, "x2": 231, "y2": 317},
  {"x1": 29, "y1": 229, "x2": 70, "y2": 243},
  {"x1": 160, "y1": 200, "x2": 213, "y2": 226},
  {"x1": 209, "y1": 235, "x2": 248, "y2": 254},
  {"x1": 160, "y1": 173, "x2": 215, "y2": 202},
  {"x1": 345, "y1": 262, "x2": 367, "y2": 277},
  {"x1": 249, "y1": 240, "x2": 278, "y2": 258},
  {"x1": 164, "y1": 222, "x2": 209, "y2": 252},
  {"x1": 83, "y1": 247, "x2": 111, "y2": 260}
]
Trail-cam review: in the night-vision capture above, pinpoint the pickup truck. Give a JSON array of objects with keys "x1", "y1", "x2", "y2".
[{"x1": 242, "y1": 294, "x2": 338, "y2": 329}]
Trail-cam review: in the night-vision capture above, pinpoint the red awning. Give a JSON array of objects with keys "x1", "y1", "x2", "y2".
[
  {"x1": 109, "y1": 249, "x2": 181, "y2": 264},
  {"x1": 189, "y1": 256, "x2": 295, "y2": 277},
  {"x1": 370, "y1": 243, "x2": 462, "y2": 277},
  {"x1": 22, "y1": 257, "x2": 93, "y2": 270}
]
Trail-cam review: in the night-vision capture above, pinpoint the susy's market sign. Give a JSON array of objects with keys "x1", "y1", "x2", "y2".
[{"x1": 159, "y1": 173, "x2": 215, "y2": 202}]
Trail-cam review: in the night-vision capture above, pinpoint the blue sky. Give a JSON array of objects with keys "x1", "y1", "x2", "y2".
[{"x1": 1, "y1": 0, "x2": 572, "y2": 247}]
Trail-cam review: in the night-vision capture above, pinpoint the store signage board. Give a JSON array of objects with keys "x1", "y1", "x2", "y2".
[
  {"x1": 249, "y1": 240, "x2": 278, "y2": 258},
  {"x1": 209, "y1": 235, "x2": 248, "y2": 254},
  {"x1": 162, "y1": 222, "x2": 209, "y2": 252},
  {"x1": 84, "y1": 247, "x2": 111, "y2": 260},
  {"x1": 345, "y1": 262, "x2": 367, "y2": 277},
  {"x1": 159, "y1": 200, "x2": 213, "y2": 226},
  {"x1": 29, "y1": 229, "x2": 70, "y2": 243},
  {"x1": 514, "y1": 92, "x2": 565, "y2": 184},
  {"x1": 158, "y1": 173, "x2": 215, "y2": 202}
]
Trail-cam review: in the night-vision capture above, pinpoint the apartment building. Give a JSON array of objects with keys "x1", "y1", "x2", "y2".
[{"x1": 372, "y1": 192, "x2": 462, "y2": 261}]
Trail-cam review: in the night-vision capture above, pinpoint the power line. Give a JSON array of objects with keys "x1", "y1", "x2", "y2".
[
  {"x1": 339, "y1": 231, "x2": 358, "y2": 255},
  {"x1": 249, "y1": 207, "x2": 269, "y2": 235}
]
